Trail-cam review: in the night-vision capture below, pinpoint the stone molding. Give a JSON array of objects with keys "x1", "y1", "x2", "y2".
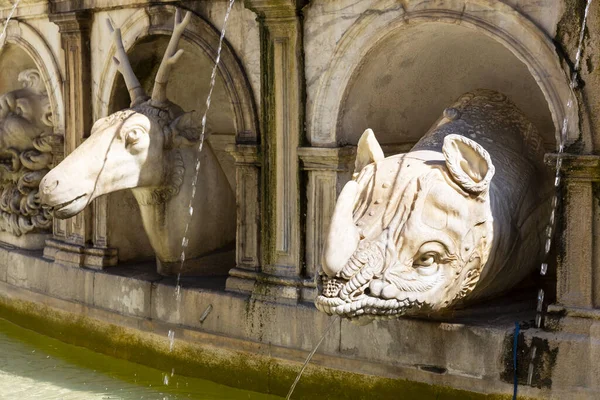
[
  {"x1": 545, "y1": 153, "x2": 600, "y2": 182},
  {"x1": 245, "y1": 0, "x2": 309, "y2": 21},
  {"x1": 298, "y1": 146, "x2": 356, "y2": 171},
  {"x1": 308, "y1": 0, "x2": 575, "y2": 148}
]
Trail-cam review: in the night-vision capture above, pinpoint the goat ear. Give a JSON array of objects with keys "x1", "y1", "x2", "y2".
[
  {"x1": 354, "y1": 129, "x2": 384, "y2": 178},
  {"x1": 442, "y1": 134, "x2": 495, "y2": 195},
  {"x1": 169, "y1": 111, "x2": 201, "y2": 148}
]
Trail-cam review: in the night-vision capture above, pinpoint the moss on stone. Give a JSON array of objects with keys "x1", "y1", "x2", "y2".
[{"x1": 0, "y1": 294, "x2": 530, "y2": 399}]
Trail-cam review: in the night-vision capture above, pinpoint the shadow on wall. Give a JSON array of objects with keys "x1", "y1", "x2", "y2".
[
  {"x1": 339, "y1": 22, "x2": 555, "y2": 149},
  {"x1": 106, "y1": 34, "x2": 238, "y2": 264},
  {"x1": 0, "y1": 44, "x2": 37, "y2": 92}
]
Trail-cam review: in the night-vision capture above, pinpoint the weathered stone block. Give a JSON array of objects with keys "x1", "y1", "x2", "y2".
[
  {"x1": 93, "y1": 272, "x2": 151, "y2": 317},
  {"x1": 46, "y1": 262, "x2": 94, "y2": 304}
]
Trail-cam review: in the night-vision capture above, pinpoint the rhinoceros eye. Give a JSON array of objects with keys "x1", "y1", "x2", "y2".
[
  {"x1": 413, "y1": 242, "x2": 448, "y2": 276},
  {"x1": 415, "y1": 253, "x2": 436, "y2": 267}
]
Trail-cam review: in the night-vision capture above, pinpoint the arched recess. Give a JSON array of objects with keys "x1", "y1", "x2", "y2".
[
  {"x1": 95, "y1": 6, "x2": 259, "y2": 263},
  {"x1": 0, "y1": 20, "x2": 64, "y2": 134},
  {"x1": 97, "y1": 5, "x2": 259, "y2": 143},
  {"x1": 309, "y1": 0, "x2": 575, "y2": 149}
]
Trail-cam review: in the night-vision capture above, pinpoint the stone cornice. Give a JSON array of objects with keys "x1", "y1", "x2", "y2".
[
  {"x1": 545, "y1": 153, "x2": 600, "y2": 182},
  {"x1": 245, "y1": 0, "x2": 309, "y2": 21},
  {"x1": 227, "y1": 144, "x2": 261, "y2": 166},
  {"x1": 298, "y1": 146, "x2": 356, "y2": 171},
  {"x1": 49, "y1": 9, "x2": 91, "y2": 33}
]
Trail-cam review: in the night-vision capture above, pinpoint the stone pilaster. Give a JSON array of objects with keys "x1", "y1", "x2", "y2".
[
  {"x1": 546, "y1": 154, "x2": 600, "y2": 321},
  {"x1": 298, "y1": 147, "x2": 355, "y2": 300},
  {"x1": 226, "y1": 145, "x2": 262, "y2": 293},
  {"x1": 245, "y1": 0, "x2": 308, "y2": 302},
  {"x1": 45, "y1": 11, "x2": 117, "y2": 269}
]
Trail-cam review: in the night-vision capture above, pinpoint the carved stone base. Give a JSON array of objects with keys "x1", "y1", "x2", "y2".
[
  {"x1": 226, "y1": 267, "x2": 317, "y2": 304},
  {"x1": 43, "y1": 239, "x2": 118, "y2": 269},
  {"x1": 156, "y1": 248, "x2": 235, "y2": 276},
  {"x1": 0, "y1": 232, "x2": 51, "y2": 250}
]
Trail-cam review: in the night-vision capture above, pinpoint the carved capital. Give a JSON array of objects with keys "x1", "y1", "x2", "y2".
[
  {"x1": 245, "y1": 0, "x2": 309, "y2": 21},
  {"x1": 49, "y1": 10, "x2": 92, "y2": 34},
  {"x1": 227, "y1": 144, "x2": 261, "y2": 166},
  {"x1": 298, "y1": 146, "x2": 356, "y2": 171},
  {"x1": 545, "y1": 153, "x2": 600, "y2": 182}
]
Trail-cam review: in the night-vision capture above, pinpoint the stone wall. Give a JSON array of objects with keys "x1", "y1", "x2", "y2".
[{"x1": 0, "y1": 0, "x2": 599, "y2": 398}]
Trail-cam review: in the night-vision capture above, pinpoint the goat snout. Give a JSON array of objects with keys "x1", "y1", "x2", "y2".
[{"x1": 41, "y1": 178, "x2": 59, "y2": 195}]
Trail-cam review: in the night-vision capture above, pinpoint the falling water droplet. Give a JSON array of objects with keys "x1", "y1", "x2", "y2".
[
  {"x1": 168, "y1": 330, "x2": 175, "y2": 352},
  {"x1": 0, "y1": 0, "x2": 21, "y2": 51}
]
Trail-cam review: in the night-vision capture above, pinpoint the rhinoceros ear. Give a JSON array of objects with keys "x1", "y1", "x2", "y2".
[
  {"x1": 354, "y1": 129, "x2": 384, "y2": 177},
  {"x1": 442, "y1": 134, "x2": 495, "y2": 195}
]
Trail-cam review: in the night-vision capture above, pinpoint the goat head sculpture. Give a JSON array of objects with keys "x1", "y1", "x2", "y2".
[{"x1": 39, "y1": 10, "x2": 236, "y2": 275}]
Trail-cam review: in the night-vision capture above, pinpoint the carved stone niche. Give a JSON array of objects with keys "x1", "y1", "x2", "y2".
[
  {"x1": 0, "y1": 69, "x2": 62, "y2": 249},
  {"x1": 40, "y1": 10, "x2": 237, "y2": 276},
  {"x1": 316, "y1": 89, "x2": 552, "y2": 322}
]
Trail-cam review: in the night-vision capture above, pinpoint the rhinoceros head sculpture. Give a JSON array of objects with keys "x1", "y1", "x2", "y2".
[{"x1": 316, "y1": 90, "x2": 551, "y2": 320}]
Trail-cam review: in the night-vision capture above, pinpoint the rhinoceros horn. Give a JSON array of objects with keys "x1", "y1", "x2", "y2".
[
  {"x1": 322, "y1": 129, "x2": 384, "y2": 277},
  {"x1": 442, "y1": 134, "x2": 495, "y2": 195}
]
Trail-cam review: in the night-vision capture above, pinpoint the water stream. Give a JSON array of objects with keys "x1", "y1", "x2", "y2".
[
  {"x1": 167, "y1": 0, "x2": 236, "y2": 375},
  {"x1": 174, "y1": 0, "x2": 236, "y2": 301},
  {"x1": 0, "y1": 0, "x2": 20, "y2": 51},
  {"x1": 525, "y1": 0, "x2": 594, "y2": 387},
  {"x1": 285, "y1": 316, "x2": 339, "y2": 400}
]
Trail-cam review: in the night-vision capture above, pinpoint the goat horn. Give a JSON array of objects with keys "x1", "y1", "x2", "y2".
[
  {"x1": 151, "y1": 9, "x2": 192, "y2": 106},
  {"x1": 106, "y1": 18, "x2": 148, "y2": 107}
]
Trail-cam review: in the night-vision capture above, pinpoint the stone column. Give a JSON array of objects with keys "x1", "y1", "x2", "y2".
[
  {"x1": 45, "y1": 11, "x2": 117, "y2": 269},
  {"x1": 298, "y1": 147, "x2": 356, "y2": 300},
  {"x1": 244, "y1": 0, "x2": 308, "y2": 302},
  {"x1": 546, "y1": 154, "x2": 600, "y2": 318}
]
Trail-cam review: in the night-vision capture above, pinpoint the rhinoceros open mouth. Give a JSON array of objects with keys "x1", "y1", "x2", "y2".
[{"x1": 315, "y1": 276, "x2": 423, "y2": 320}]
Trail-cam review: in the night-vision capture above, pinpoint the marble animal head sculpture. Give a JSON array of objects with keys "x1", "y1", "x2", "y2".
[
  {"x1": 316, "y1": 90, "x2": 551, "y2": 321},
  {"x1": 39, "y1": 10, "x2": 236, "y2": 274},
  {"x1": 0, "y1": 69, "x2": 61, "y2": 236}
]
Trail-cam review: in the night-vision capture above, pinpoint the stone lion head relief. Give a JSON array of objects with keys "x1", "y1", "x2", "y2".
[
  {"x1": 40, "y1": 10, "x2": 236, "y2": 275},
  {"x1": 0, "y1": 69, "x2": 62, "y2": 240},
  {"x1": 316, "y1": 90, "x2": 552, "y2": 321}
]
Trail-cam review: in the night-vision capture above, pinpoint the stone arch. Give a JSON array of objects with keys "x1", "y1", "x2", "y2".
[
  {"x1": 309, "y1": 0, "x2": 574, "y2": 148},
  {"x1": 0, "y1": 20, "x2": 64, "y2": 134},
  {"x1": 96, "y1": 5, "x2": 259, "y2": 143}
]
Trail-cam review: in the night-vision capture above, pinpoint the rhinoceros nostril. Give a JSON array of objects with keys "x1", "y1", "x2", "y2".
[{"x1": 42, "y1": 180, "x2": 59, "y2": 195}]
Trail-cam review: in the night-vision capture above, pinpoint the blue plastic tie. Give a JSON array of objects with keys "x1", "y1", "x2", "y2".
[{"x1": 513, "y1": 322, "x2": 520, "y2": 400}]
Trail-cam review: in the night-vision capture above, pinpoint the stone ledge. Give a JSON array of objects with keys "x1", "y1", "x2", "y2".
[
  {"x1": 0, "y1": 279, "x2": 549, "y2": 400},
  {"x1": 0, "y1": 247, "x2": 565, "y2": 398}
]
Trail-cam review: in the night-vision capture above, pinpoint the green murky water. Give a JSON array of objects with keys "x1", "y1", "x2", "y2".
[{"x1": 0, "y1": 318, "x2": 281, "y2": 400}]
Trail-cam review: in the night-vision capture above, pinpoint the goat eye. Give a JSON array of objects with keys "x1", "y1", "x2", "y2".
[{"x1": 125, "y1": 129, "x2": 143, "y2": 146}]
